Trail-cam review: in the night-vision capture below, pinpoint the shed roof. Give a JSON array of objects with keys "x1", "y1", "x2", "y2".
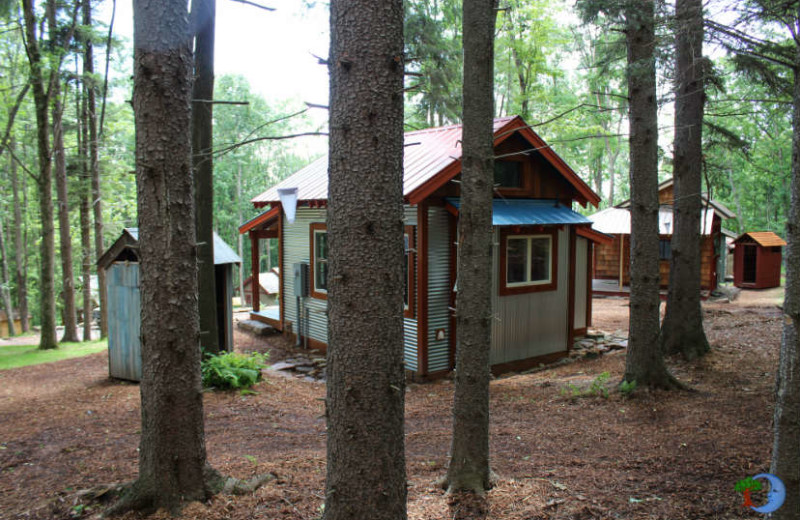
[
  {"x1": 445, "y1": 198, "x2": 591, "y2": 226},
  {"x1": 734, "y1": 231, "x2": 787, "y2": 247},
  {"x1": 249, "y1": 116, "x2": 600, "y2": 209},
  {"x1": 98, "y1": 228, "x2": 241, "y2": 270},
  {"x1": 616, "y1": 178, "x2": 736, "y2": 219},
  {"x1": 589, "y1": 206, "x2": 716, "y2": 236}
]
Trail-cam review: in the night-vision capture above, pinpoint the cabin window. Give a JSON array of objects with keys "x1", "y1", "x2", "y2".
[
  {"x1": 494, "y1": 161, "x2": 522, "y2": 189},
  {"x1": 500, "y1": 227, "x2": 558, "y2": 295},
  {"x1": 659, "y1": 239, "x2": 672, "y2": 260},
  {"x1": 310, "y1": 223, "x2": 328, "y2": 299},
  {"x1": 404, "y1": 226, "x2": 416, "y2": 318}
]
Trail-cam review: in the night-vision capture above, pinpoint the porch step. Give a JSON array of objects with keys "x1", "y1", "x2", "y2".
[{"x1": 237, "y1": 319, "x2": 278, "y2": 336}]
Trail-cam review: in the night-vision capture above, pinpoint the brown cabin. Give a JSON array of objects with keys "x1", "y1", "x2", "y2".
[
  {"x1": 588, "y1": 179, "x2": 735, "y2": 294},
  {"x1": 733, "y1": 232, "x2": 785, "y2": 289},
  {"x1": 0, "y1": 310, "x2": 26, "y2": 338}
]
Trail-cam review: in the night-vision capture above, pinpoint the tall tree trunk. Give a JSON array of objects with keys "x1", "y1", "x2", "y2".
[
  {"x1": 22, "y1": 0, "x2": 58, "y2": 350},
  {"x1": 53, "y1": 78, "x2": 80, "y2": 343},
  {"x1": 443, "y1": 0, "x2": 496, "y2": 495},
  {"x1": 324, "y1": 0, "x2": 406, "y2": 517},
  {"x1": 237, "y1": 164, "x2": 244, "y2": 305},
  {"x1": 0, "y1": 219, "x2": 15, "y2": 336},
  {"x1": 659, "y1": 0, "x2": 709, "y2": 359},
  {"x1": 769, "y1": 13, "x2": 800, "y2": 520},
  {"x1": 110, "y1": 0, "x2": 221, "y2": 513},
  {"x1": 191, "y1": 0, "x2": 219, "y2": 353},
  {"x1": 85, "y1": 0, "x2": 107, "y2": 339},
  {"x1": 9, "y1": 139, "x2": 28, "y2": 332},
  {"x1": 622, "y1": 0, "x2": 679, "y2": 390},
  {"x1": 78, "y1": 52, "x2": 92, "y2": 342}
]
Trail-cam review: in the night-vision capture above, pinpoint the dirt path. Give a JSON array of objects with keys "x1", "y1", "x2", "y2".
[{"x1": 0, "y1": 298, "x2": 783, "y2": 520}]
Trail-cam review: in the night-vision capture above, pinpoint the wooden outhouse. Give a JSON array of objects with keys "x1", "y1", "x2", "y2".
[
  {"x1": 97, "y1": 228, "x2": 241, "y2": 381},
  {"x1": 589, "y1": 179, "x2": 735, "y2": 295},
  {"x1": 239, "y1": 116, "x2": 611, "y2": 378},
  {"x1": 0, "y1": 310, "x2": 26, "y2": 338},
  {"x1": 733, "y1": 232, "x2": 786, "y2": 289}
]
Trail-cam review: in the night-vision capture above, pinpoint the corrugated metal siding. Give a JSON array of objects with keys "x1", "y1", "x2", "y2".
[
  {"x1": 490, "y1": 227, "x2": 568, "y2": 365},
  {"x1": 107, "y1": 263, "x2": 142, "y2": 381},
  {"x1": 574, "y1": 237, "x2": 587, "y2": 330},
  {"x1": 427, "y1": 206, "x2": 451, "y2": 373},
  {"x1": 282, "y1": 209, "x2": 329, "y2": 345},
  {"x1": 280, "y1": 206, "x2": 421, "y2": 371},
  {"x1": 403, "y1": 204, "x2": 419, "y2": 371}
]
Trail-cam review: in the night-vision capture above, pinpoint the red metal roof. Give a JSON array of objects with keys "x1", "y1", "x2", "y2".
[
  {"x1": 250, "y1": 116, "x2": 600, "y2": 208},
  {"x1": 735, "y1": 231, "x2": 787, "y2": 247}
]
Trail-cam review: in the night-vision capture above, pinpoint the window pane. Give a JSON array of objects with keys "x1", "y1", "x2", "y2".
[
  {"x1": 315, "y1": 231, "x2": 328, "y2": 291},
  {"x1": 494, "y1": 161, "x2": 522, "y2": 188},
  {"x1": 507, "y1": 238, "x2": 528, "y2": 284},
  {"x1": 530, "y1": 237, "x2": 550, "y2": 282},
  {"x1": 659, "y1": 239, "x2": 671, "y2": 260}
]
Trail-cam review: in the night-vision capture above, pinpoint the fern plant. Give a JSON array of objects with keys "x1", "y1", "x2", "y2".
[{"x1": 201, "y1": 351, "x2": 268, "y2": 390}]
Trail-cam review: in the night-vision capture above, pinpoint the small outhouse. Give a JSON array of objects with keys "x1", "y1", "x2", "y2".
[
  {"x1": 97, "y1": 228, "x2": 241, "y2": 381},
  {"x1": 733, "y1": 231, "x2": 786, "y2": 289}
]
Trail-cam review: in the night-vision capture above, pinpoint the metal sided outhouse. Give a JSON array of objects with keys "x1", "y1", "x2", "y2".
[
  {"x1": 98, "y1": 228, "x2": 241, "y2": 381},
  {"x1": 240, "y1": 116, "x2": 613, "y2": 379}
]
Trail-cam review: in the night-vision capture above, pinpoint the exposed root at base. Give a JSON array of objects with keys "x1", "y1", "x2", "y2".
[{"x1": 99, "y1": 468, "x2": 275, "y2": 517}]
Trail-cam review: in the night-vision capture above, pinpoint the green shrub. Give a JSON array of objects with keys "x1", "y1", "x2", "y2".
[
  {"x1": 560, "y1": 372, "x2": 611, "y2": 400},
  {"x1": 619, "y1": 379, "x2": 637, "y2": 397},
  {"x1": 201, "y1": 351, "x2": 268, "y2": 390}
]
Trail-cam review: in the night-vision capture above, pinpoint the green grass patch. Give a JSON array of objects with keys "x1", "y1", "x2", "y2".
[{"x1": 0, "y1": 339, "x2": 107, "y2": 370}]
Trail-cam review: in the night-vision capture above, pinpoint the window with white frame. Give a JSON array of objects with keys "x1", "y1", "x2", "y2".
[
  {"x1": 310, "y1": 224, "x2": 328, "y2": 298},
  {"x1": 500, "y1": 228, "x2": 558, "y2": 295}
]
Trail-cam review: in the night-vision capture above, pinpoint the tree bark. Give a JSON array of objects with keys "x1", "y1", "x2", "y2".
[
  {"x1": 79, "y1": 40, "x2": 92, "y2": 342},
  {"x1": 0, "y1": 219, "x2": 15, "y2": 336},
  {"x1": 191, "y1": 0, "x2": 219, "y2": 354},
  {"x1": 323, "y1": 0, "x2": 406, "y2": 518},
  {"x1": 22, "y1": 0, "x2": 58, "y2": 350},
  {"x1": 85, "y1": 0, "x2": 107, "y2": 339},
  {"x1": 622, "y1": 0, "x2": 679, "y2": 389},
  {"x1": 53, "y1": 75, "x2": 80, "y2": 343},
  {"x1": 659, "y1": 0, "x2": 710, "y2": 359},
  {"x1": 111, "y1": 0, "x2": 220, "y2": 513},
  {"x1": 9, "y1": 139, "x2": 28, "y2": 333},
  {"x1": 770, "y1": 12, "x2": 800, "y2": 519},
  {"x1": 443, "y1": 0, "x2": 496, "y2": 495}
]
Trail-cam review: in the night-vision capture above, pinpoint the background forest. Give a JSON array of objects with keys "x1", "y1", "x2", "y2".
[{"x1": 0, "y1": 0, "x2": 791, "y2": 332}]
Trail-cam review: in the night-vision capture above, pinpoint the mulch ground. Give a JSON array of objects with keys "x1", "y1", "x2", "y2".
[{"x1": 0, "y1": 295, "x2": 784, "y2": 520}]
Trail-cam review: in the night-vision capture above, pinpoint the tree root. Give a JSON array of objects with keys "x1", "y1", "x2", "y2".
[
  {"x1": 437, "y1": 470, "x2": 498, "y2": 496},
  {"x1": 101, "y1": 467, "x2": 275, "y2": 517}
]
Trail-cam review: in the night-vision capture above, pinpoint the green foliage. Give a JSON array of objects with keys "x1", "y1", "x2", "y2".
[
  {"x1": 619, "y1": 379, "x2": 637, "y2": 397},
  {"x1": 561, "y1": 372, "x2": 611, "y2": 400},
  {"x1": 735, "y1": 476, "x2": 762, "y2": 492},
  {"x1": 201, "y1": 351, "x2": 268, "y2": 390}
]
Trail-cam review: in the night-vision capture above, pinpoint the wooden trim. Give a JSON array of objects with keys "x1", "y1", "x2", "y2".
[
  {"x1": 249, "y1": 311, "x2": 281, "y2": 330},
  {"x1": 417, "y1": 202, "x2": 429, "y2": 376},
  {"x1": 278, "y1": 212, "x2": 285, "y2": 329},
  {"x1": 490, "y1": 351, "x2": 567, "y2": 376},
  {"x1": 586, "y1": 242, "x2": 593, "y2": 327},
  {"x1": 567, "y1": 227, "x2": 576, "y2": 352},
  {"x1": 239, "y1": 205, "x2": 281, "y2": 234},
  {"x1": 576, "y1": 225, "x2": 612, "y2": 245},
  {"x1": 498, "y1": 226, "x2": 559, "y2": 296},
  {"x1": 251, "y1": 229, "x2": 278, "y2": 240},
  {"x1": 250, "y1": 231, "x2": 260, "y2": 312},
  {"x1": 407, "y1": 160, "x2": 462, "y2": 205},
  {"x1": 309, "y1": 222, "x2": 328, "y2": 301},
  {"x1": 573, "y1": 327, "x2": 587, "y2": 337},
  {"x1": 404, "y1": 225, "x2": 416, "y2": 319},
  {"x1": 448, "y1": 211, "x2": 457, "y2": 370}
]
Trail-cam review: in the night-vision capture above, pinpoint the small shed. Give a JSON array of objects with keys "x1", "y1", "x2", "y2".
[
  {"x1": 239, "y1": 269, "x2": 280, "y2": 307},
  {"x1": 733, "y1": 231, "x2": 786, "y2": 289},
  {"x1": 97, "y1": 228, "x2": 241, "y2": 381},
  {"x1": 0, "y1": 310, "x2": 26, "y2": 338}
]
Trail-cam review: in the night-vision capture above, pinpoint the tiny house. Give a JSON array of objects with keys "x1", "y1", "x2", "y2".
[
  {"x1": 240, "y1": 116, "x2": 610, "y2": 378},
  {"x1": 589, "y1": 179, "x2": 735, "y2": 294},
  {"x1": 97, "y1": 228, "x2": 241, "y2": 381},
  {"x1": 733, "y1": 232, "x2": 786, "y2": 289}
]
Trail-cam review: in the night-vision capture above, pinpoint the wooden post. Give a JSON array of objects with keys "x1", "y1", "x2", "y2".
[{"x1": 250, "y1": 231, "x2": 260, "y2": 312}]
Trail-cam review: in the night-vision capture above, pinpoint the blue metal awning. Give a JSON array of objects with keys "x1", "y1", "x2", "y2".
[{"x1": 445, "y1": 198, "x2": 591, "y2": 226}]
